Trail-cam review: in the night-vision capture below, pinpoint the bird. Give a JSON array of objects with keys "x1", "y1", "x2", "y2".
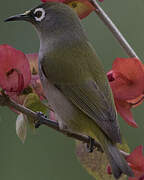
[{"x1": 5, "y1": 2, "x2": 133, "y2": 179}]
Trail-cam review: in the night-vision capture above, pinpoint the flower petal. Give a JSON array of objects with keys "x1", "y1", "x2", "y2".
[
  {"x1": 127, "y1": 146, "x2": 144, "y2": 172},
  {"x1": 115, "y1": 99, "x2": 138, "y2": 128},
  {"x1": 110, "y1": 58, "x2": 144, "y2": 100},
  {"x1": 41, "y1": 0, "x2": 65, "y2": 2},
  {"x1": 0, "y1": 45, "x2": 31, "y2": 93},
  {"x1": 16, "y1": 113, "x2": 27, "y2": 143},
  {"x1": 106, "y1": 165, "x2": 112, "y2": 175},
  {"x1": 41, "y1": 0, "x2": 95, "y2": 19},
  {"x1": 127, "y1": 95, "x2": 144, "y2": 108},
  {"x1": 107, "y1": 70, "x2": 115, "y2": 82},
  {"x1": 66, "y1": 0, "x2": 95, "y2": 19}
]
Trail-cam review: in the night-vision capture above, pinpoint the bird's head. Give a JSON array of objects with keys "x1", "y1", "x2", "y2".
[{"x1": 5, "y1": 2, "x2": 84, "y2": 38}]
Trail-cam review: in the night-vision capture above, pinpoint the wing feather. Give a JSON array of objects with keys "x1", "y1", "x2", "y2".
[{"x1": 56, "y1": 79, "x2": 121, "y2": 143}]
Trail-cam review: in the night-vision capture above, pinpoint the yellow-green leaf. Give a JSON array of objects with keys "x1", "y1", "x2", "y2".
[{"x1": 23, "y1": 93, "x2": 48, "y2": 129}]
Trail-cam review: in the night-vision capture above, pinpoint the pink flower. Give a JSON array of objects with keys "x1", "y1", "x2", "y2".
[
  {"x1": 41, "y1": 0, "x2": 95, "y2": 19},
  {"x1": 107, "y1": 58, "x2": 144, "y2": 128},
  {"x1": 0, "y1": 44, "x2": 31, "y2": 94},
  {"x1": 127, "y1": 145, "x2": 144, "y2": 180},
  {"x1": 7, "y1": 53, "x2": 45, "y2": 107}
]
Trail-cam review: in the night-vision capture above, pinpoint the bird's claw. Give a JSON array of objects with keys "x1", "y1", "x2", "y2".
[
  {"x1": 86, "y1": 136, "x2": 95, "y2": 153},
  {"x1": 35, "y1": 112, "x2": 47, "y2": 128}
]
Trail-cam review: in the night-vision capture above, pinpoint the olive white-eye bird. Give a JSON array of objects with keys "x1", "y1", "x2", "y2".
[{"x1": 5, "y1": 2, "x2": 133, "y2": 179}]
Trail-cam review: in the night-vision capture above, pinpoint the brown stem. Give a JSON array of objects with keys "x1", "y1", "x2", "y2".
[
  {"x1": 0, "y1": 93, "x2": 103, "y2": 152},
  {"x1": 0, "y1": 93, "x2": 130, "y2": 156},
  {"x1": 90, "y1": 0, "x2": 139, "y2": 59}
]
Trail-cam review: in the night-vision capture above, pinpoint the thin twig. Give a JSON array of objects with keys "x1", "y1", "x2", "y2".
[
  {"x1": 0, "y1": 94, "x2": 130, "y2": 156},
  {"x1": 90, "y1": 0, "x2": 139, "y2": 59},
  {"x1": 0, "y1": 94, "x2": 103, "y2": 152}
]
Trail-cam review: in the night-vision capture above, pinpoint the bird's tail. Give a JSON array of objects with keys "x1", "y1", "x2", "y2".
[
  {"x1": 89, "y1": 122, "x2": 134, "y2": 179},
  {"x1": 102, "y1": 140, "x2": 134, "y2": 179}
]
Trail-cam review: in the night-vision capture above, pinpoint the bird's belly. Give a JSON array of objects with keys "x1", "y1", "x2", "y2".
[{"x1": 40, "y1": 73, "x2": 77, "y2": 126}]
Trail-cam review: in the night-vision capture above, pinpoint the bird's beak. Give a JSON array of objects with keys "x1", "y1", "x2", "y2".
[{"x1": 4, "y1": 10, "x2": 31, "y2": 22}]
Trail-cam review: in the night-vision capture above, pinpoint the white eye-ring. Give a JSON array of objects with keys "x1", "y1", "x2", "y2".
[{"x1": 34, "y1": 8, "x2": 45, "y2": 22}]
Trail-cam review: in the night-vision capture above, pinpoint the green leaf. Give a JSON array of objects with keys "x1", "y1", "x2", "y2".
[
  {"x1": 23, "y1": 93, "x2": 48, "y2": 129},
  {"x1": 75, "y1": 140, "x2": 129, "y2": 180},
  {"x1": 16, "y1": 113, "x2": 27, "y2": 143}
]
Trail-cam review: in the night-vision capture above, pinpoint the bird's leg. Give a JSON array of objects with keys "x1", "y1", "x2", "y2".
[
  {"x1": 86, "y1": 136, "x2": 96, "y2": 153},
  {"x1": 34, "y1": 112, "x2": 49, "y2": 128},
  {"x1": 35, "y1": 112, "x2": 58, "y2": 129}
]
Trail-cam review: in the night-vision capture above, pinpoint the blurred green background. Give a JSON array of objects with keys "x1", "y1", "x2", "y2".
[{"x1": 0, "y1": 0, "x2": 144, "y2": 180}]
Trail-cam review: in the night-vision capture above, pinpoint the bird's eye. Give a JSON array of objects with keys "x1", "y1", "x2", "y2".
[
  {"x1": 34, "y1": 8, "x2": 45, "y2": 22},
  {"x1": 35, "y1": 11, "x2": 42, "y2": 18}
]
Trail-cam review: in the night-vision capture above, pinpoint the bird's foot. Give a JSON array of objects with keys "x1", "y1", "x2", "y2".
[
  {"x1": 86, "y1": 136, "x2": 95, "y2": 153},
  {"x1": 35, "y1": 112, "x2": 47, "y2": 128}
]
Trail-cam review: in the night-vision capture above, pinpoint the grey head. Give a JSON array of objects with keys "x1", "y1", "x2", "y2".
[{"x1": 5, "y1": 2, "x2": 87, "y2": 44}]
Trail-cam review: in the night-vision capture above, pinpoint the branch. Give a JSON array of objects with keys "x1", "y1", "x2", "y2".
[
  {"x1": 90, "y1": 0, "x2": 139, "y2": 59},
  {"x1": 0, "y1": 93, "x2": 103, "y2": 152},
  {"x1": 0, "y1": 93, "x2": 131, "y2": 157}
]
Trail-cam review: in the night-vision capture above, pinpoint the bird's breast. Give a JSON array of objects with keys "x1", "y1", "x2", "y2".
[{"x1": 39, "y1": 66, "x2": 76, "y2": 123}]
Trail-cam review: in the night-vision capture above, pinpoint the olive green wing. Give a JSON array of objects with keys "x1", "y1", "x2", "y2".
[
  {"x1": 40, "y1": 41, "x2": 121, "y2": 143},
  {"x1": 54, "y1": 79, "x2": 121, "y2": 143}
]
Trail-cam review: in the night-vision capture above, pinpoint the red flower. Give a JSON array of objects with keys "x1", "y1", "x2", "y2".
[
  {"x1": 127, "y1": 145, "x2": 144, "y2": 180},
  {"x1": 42, "y1": 0, "x2": 65, "y2": 2},
  {"x1": 107, "y1": 58, "x2": 144, "y2": 128},
  {"x1": 41, "y1": 0, "x2": 95, "y2": 19},
  {"x1": 0, "y1": 44, "x2": 31, "y2": 94},
  {"x1": 7, "y1": 53, "x2": 45, "y2": 104},
  {"x1": 7, "y1": 53, "x2": 45, "y2": 114}
]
